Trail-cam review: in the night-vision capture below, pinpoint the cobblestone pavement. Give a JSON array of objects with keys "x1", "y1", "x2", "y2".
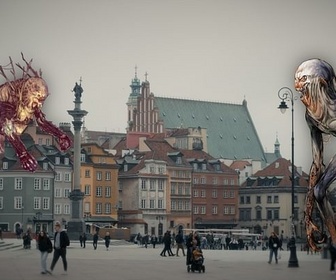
[{"x1": 0, "y1": 239, "x2": 332, "y2": 280}]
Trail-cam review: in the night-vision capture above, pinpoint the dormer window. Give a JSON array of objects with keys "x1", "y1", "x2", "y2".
[
  {"x1": 193, "y1": 163, "x2": 198, "y2": 170},
  {"x1": 176, "y1": 157, "x2": 182, "y2": 164},
  {"x1": 202, "y1": 163, "x2": 206, "y2": 170},
  {"x1": 55, "y1": 157, "x2": 60, "y2": 165},
  {"x1": 80, "y1": 154, "x2": 86, "y2": 163},
  {"x1": 2, "y1": 162, "x2": 8, "y2": 170},
  {"x1": 64, "y1": 158, "x2": 69, "y2": 165},
  {"x1": 43, "y1": 162, "x2": 48, "y2": 170}
]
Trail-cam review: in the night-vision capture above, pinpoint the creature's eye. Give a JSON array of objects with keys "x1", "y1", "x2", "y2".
[{"x1": 300, "y1": 75, "x2": 307, "y2": 82}]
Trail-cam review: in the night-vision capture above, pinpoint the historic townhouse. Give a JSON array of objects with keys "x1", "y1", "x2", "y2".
[
  {"x1": 239, "y1": 157, "x2": 309, "y2": 239},
  {"x1": 80, "y1": 143, "x2": 119, "y2": 233},
  {"x1": 35, "y1": 145, "x2": 73, "y2": 229},
  {"x1": 0, "y1": 135, "x2": 55, "y2": 234}
]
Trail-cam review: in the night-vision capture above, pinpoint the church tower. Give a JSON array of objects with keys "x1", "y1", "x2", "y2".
[{"x1": 127, "y1": 66, "x2": 141, "y2": 132}]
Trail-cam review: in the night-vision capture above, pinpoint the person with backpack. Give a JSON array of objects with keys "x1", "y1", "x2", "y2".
[{"x1": 50, "y1": 221, "x2": 70, "y2": 275}]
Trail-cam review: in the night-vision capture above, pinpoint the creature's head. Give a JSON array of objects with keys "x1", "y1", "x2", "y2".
[
  {"x1": 22, "y1": 77, "x2": 49, "y2": 110},
  {"x1": 294, "y1": 59, "x2": 336, "y2": 108},
  {"x1": 295, "y1": 58, "x2": 335, "y2": 92}
]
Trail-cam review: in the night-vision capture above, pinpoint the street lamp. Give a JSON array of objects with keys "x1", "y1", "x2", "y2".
[{"x1": 277, "y1": 87, "x2": 299, "y2": 268}]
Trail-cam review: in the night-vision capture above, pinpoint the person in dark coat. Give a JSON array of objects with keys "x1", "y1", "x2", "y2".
[
  {"x1": 104, "y1": 232, "x2": 111, "y2": 250},
  {"x1": 38, "y1": 231, "x2": 52, "y2": 274},
  {"x1": 50, "y1": 221, "x2": 70, "y2": 274},
  {"x1": 268, "y1": 232, "x2": 281, "y2": 264},
  {"x1": 175, "y1": 230, "x2": 185, "y2": 257},
  {"x1": 93, "y1": 232, "x2": 99, "y2": 250},
  {"x1": 328, "y1": 236, "x2": 336, "y2": 274}
]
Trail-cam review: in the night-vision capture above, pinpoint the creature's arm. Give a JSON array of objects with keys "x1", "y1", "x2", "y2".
[
  {"x1": 34, "y1": 109, "x2": 72, "y2": 150},
  {"x1": 305, "y1": 117, "x2": 324, "y2": 250}
]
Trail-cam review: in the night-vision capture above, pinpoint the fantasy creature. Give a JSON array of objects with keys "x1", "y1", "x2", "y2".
[
  {"x1": 295, "y1": 58, "x2": 336, "y2": 251},
  {"x1": 0, "y1": 53, "x2": 71, "y2": 172}
]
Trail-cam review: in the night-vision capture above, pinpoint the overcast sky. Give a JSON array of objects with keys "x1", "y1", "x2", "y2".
[{"x1": 1, "y1": 0, "x2": 336, "y2": 172}]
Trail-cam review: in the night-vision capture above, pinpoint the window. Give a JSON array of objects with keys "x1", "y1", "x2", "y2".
[
  {"x1": 96, "y1": 171, "x2": 102, "y2": 181},
  {"x1": 212, "y1": 205, "x2": 218, "y2": 214},
  {"x1": 0, "y1": 197, "x2": 3, "y2": 209},
  {"x1": 246, "y1": 196, "x2": 251, "y2": 204},
  {"x1": 256, "y1": 196, "x2": 261, "y2": 204},
  {"x1": 171, "y1": 200, "x2": 176, "y2": 210},
  {"x1": 84, "y1": 185, "x2": 91, "y2": 195},
  {"x1": 176, "y1": 156, "x2": 182, "y2": 164},
  {"x1": 212, "y1": 177, "x2": 218, "y2": 185},
  {"x1": 200, "y1": 177, "x2": 206, "y2": 184},
  {"x1": 46, "y1": 138, "x2": 50, "y2": 146},
  {"x1": 55, "y1": 188, "x2": 62, "y2": 197},
  {"x1": 256, "y1": 209, "x2": 262, "y2": 220},
  {"x1": 105, "y1": 186, "x2": 111, "y2": 197},
  {"x1": 193, "y1": 205, "x2": 199, "y2": 214},
  {"x1": 43, "y1": 197, "x2": 50, "y2": 209},
  {"x1": 224, "y1": 206, "x2": 229, "y2": 215},
  {"x1": 229, "y1": 191, "x2": 235, "y2": 198},
  {"x1": 171, "y1": 183, "x2": 176, "y2": 194},
  {"x1": 178, "y1": 201, "x2": 183, "y2": 210},
  {"x1": 185, "y1": 184, "x2": 190, "y2": 195},
  {"x1": 267, "y1": 196, "x2": 272, "y2": 203},
  {"x1": 212, "y1": 189, "x2": 217, "y2": 198},
  {"x1": 64, "y1": 188, "x2": 70, "y2": 198},
  {"x1": 32, "y1": 195, "x2": 42, "y2": 210},
  {"x1": 193, "y1": 189, "x2": 198, "y2": 197},
  {"x1": 149, "y1": 166, "x2": 155, "y2": 173},
  {"x1": 105, "y1": 171, "x2": 111, "y2": 181},
  {"x1": 0, "y1": 178, "x2": 3, "y2": 190},
  {"x1": 158, "y1": 179, "x2": 164, "y2": 190},
  {"x1": 105, "y1": 203, "x2": 111, "y2": 214},
  {"x1": 81, "y1": 154, "x2": 86, "y2": 163},
  {"x1": 3, "y1": 162, "x2": 8, "y2": 169},
  {"x1": 158, "y1": 199, "x2": 163, "y2": 209},
  {"x1": 43, "y1": 179, "x2": 50, "y2": 190},
  {"x1": 55, "y1": 204, "x2": 62, "y2": 214},
  {"x1": 64, "y1": 204, "x2": 70, "y2": 214},
  {"x1": 85, "y1": 170, "x2": 90, "y2": 178},
  {"x1": 34, "y1": 178, "x2": 41, "y2": 190},
  {"x1": 43, "y1": 162, "x2": 48, "y2": 170},
  {"x1": 141, "y1": 199, "x2": 146, "y2": 209},
  {"x1": 95, "y1": 203, "x2": 102, "y2": 214},
  {"x1": 239, "y1": 209, "x2": 251, "y2": 221},
  {"x1": 150, "y1": 180, "x2": 155, "y2": 190},
  {"x1": 200, "y1": 190, "x2": 206, "y2": 198},
  {"x1": 141, "y1": 180, "x2": 146, "y2": 190},
  {"x1": 223, "y1": 190, "x2": 228, "y2": 198},
  {"x1": 150, "y1": 199, "x2": 155, "y2": 209},
  {"x1": 178, "y1": 184, "x2": 183, "y2": 195},
  {"x1": 230, "y1": 179, "x2": 235, "y2": 185},
  {"x1": 14, "y1": 196, "x2": 22, "y2": 209},
  {"x1": 96, "y1": 186, "x2": 102, "y2": 197},
  {"x1": 223, "y1": 179, "x2": 228, "y2": 185},
  {"x1": 55, "y1": 157, "x2": 60, "y2": 164},
  {"x1": 64, "y1": 158, "x2": 69, "y2": 165},
  {"x1": 274, "y1": 195, "x2": 279, "y2": 203},
  {"x1": 15, "y1": 178, "x2": 23, "y2": 190},
  {"x1": 55, "y1": 172, "x2": 61, "y2": 181},
  {"x1": 64, "y1": 173, "x2": 71, "y2": 182},
  {"x1": 158, "y1": 167, "x2": 164, "y2": 174},
  {"x1": 240, "y1": 196, "x2": 245, "y2": 204},
  {"x1": 193, "y1": 177, "x2": 199, "y2": 184},
  {"x1": 200, "y1": 206, "x2": 206, "y2": 214}
]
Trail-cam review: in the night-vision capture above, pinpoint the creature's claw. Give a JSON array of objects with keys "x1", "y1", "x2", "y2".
[
  {"x1": 59, "y1": 134, "x2": 71, "y2": 151},
  {"x1": 19, "y1": 152, "x2": 37, "y2": 172}
]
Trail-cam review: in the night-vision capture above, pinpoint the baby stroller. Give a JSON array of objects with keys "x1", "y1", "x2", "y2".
[{"x1": 187, "y1": 247, "x2": 205, "y2": 273}]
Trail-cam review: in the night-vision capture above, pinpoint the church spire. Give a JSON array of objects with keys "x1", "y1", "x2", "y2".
[
  {"x1": 130, "y1": 65, "x2": 141, "y2": 96},
  {"x1": 274, "y1": 132, "x2": 281, "y2": 158}
]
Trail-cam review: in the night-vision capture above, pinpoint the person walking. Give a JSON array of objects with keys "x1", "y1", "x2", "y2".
[
  {"x1": 268, "y1": 232, "x2": 280, "y2": 264},
  {"x1": 82, "y1": 232, "x2": 87, "y2": 248},
  {"x1": 175, "y1": 230, "x2": 185, "y2": 257},
  {"x1": 50, "y1": 221, "x2": 70, "y2": 274},
  {"x1": 93, "y1": 232, "x2": 98, "y2": 250},
  {"x1": 104, "y1": 232, "x2": 111, "y2": 251},
  {"x1": 37, "y1": 231, "x2": 53, "y2": 274},
  {"x1": 151, "y1": 234, "x2": 157, "y2": 248}
]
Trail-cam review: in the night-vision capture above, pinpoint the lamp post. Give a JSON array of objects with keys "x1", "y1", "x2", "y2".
[{"x1": 277, "y1": 87, "x2": 299, "y2": 268}]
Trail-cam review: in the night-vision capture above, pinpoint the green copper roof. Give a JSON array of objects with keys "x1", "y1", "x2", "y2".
[{"x1": 154, "y1": 97, "x2": 266, "y2": 164}]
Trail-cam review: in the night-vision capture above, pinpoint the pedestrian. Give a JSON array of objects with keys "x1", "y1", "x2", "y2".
[
  {"x1": 268, "y1": 232, "x2": 280, "y2": 264},
  {"x1": 151, "y1": 234, "x2": 157, "y2": 248},
  {"x1": 175, "y1": 230, "x2": 185, "y2": 257},
  {"x1": 104, "y1": 232, "x2": 111, "y2": 251},
  {"x1": 79, "y1": 234, "x2": 83, "y2": 247},
  {"x1": 93, "y1": 232, "x2": 98, "y2": 250},
  {"x1": 37, "y1": 231, "x2": 53, "y2": 274},
  {"x1": 328, "y1": 236, "x2": 336, "y2": 274},
  {"x1": 82, "y1": 232, "x2": 87, "y2": 248},
  {"x1": 50, "y1": 221, "x2": 70, "y2": 275}
]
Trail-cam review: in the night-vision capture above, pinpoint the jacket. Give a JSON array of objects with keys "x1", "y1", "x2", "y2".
[{"x1": 54, "y1": 230, "x2": 70, "y2": 249}]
